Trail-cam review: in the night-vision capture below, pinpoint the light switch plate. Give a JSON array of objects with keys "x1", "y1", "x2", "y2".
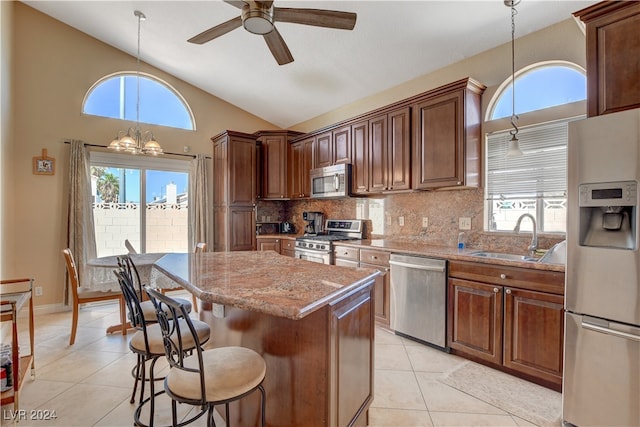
[
  {"x1": 422, "y1": 217, "x2": 429, "y2": 228},
  {"x1": 459, "y1": 217, "x2": 472, "y2": 230},
  {"x1": 399, "y1": 216, "x2": 405, "y2": 226}
]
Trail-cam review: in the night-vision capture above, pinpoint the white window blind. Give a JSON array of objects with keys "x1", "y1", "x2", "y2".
[{"x1": 486, "y1": 121, "x2": 568, "y2": 200}]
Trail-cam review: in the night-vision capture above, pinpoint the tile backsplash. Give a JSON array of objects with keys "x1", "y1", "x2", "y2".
[{"x1": 257, "y1": 189, "x2": 564, "y2": 253}]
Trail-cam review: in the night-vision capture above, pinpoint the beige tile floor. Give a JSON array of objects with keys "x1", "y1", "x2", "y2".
[{"x1": 3, "y1": 296, "x2": 546, "y2": 427}]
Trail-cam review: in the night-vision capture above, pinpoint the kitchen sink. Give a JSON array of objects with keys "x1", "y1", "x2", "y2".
[{"x1": 468, "y1": 251, "x2": 539, "y2": 262}]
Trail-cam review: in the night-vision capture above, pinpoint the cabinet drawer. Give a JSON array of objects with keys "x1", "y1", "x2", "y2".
[
  {"x1": 360, "y1": 249, "x2": 390, "y2": 266},
  {"x1": 449, "y1": 261, "x2": 564, "y2": 295},
  {"x1": 281, "y1": 238, "x2": 295, "y2": 251},
  {"x1": 334, "y1": 245, "x2": 359, "y2": 261}
]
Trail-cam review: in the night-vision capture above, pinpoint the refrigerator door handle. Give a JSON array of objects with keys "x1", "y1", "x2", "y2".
[{"x1": 581, "y1": 318, "x2": 640, "y2": 342}]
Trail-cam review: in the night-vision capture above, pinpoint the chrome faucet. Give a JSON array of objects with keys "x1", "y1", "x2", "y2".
[{"x1": 514, "y1": 213, "x2": 538, "y2": 256}]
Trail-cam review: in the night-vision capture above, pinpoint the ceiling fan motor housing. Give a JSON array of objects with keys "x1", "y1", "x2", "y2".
[{"x1": 242, "y1": 3, "x2": 274, "y2": 35}]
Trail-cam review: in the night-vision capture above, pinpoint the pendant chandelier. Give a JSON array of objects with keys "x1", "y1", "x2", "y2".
[
  {"x1": 108, "y1": 10, "x2": 163, "y2": 156},
  {"x1": 505, "y1": 0, "x2": 523, "y2": 158}
]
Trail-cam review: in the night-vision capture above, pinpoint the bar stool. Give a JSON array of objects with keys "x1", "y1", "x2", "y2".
[
  {"x1": 114, "y1": 262, "x2": 210, "y2": 427},
  {"x1": 145, "y1": 286, "x2": 267, "y2": 427}
]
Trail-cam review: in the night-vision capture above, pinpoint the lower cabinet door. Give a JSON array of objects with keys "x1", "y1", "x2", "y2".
[
  {"x1": 447, "y1": 278, "x2": 503, "y2": 365},
  {"x1": 503, "y1": 287, "x2": 564, "y2": 387}
]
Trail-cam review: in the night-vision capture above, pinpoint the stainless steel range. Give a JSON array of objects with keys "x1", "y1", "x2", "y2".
[{"x1": 294, "y1": 219, "x2": 364, "y2": 264}]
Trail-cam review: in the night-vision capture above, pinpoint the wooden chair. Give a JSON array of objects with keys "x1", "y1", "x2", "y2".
[
  {"x1": 62, "y1": 248, "x2": 127, "y2": 345},
  {"x1": 125, "y1": 239, "x2": 138, "y2": 254},
  {"x1": 145, "y1": 287, "x2": 266, "y2": 427}
]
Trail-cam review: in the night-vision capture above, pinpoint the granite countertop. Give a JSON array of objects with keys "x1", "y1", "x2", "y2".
[
  {"x1": 151, "y1": 251, "x2": 380, "y2": 320},
  {"x1": 333, "y1": 239, "x2": 565, "y2": 273}
]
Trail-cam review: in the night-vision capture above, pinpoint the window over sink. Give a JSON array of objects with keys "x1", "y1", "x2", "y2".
[{"x1": 484, "y1": 62, "x2": 587, "y2": 234}]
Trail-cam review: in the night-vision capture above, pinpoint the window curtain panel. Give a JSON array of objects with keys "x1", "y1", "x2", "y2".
[
  {"x1": 66, "y1": 140, "x2": 98, "y2": 303},
  {"x1": 189, "y1": 154, "x2": 210, "y2": 249}
]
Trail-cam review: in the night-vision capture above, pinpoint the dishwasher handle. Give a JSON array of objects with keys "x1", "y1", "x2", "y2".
[{"x1": 389, "y1": 259, "x2": 446, "y2": 273}]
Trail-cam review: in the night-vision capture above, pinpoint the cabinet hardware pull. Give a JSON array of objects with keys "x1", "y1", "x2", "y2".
[
  {"x1": 493, "y1": 287, "x2": 499, "y2": 293},
  {"x1": 371, "y1": 256, "x2": 377, "y2": 259},
  {"x1": 505, "y1": 288, "x2": 511, "y2": 294},
  {"x1": 500, "y1": 273, "x2": 507, "y2": 279}
]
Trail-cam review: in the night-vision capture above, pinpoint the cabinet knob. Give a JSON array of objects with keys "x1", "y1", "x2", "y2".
[
  {"x1": 505, "y1": 288, "x2": 512, "y2": 294},
  {"x1": 371, "y1": 255, "x2": 377, "y2": 260},
  {"x1": 500, "y1": 273, "x2": 507, "y2": 279},
  {"x1": 493, "y1": 287, "x2": 500, "y2": 293}
]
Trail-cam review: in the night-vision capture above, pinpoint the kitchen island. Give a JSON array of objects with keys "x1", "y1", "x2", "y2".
[{"x1": 151, "y1": 251, "x2": 380, "y2": 427}]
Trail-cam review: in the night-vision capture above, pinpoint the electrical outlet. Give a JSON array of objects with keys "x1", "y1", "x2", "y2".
[
  {"x1": 398, "y1": 216, "x2": 405, "y2": 226},
  {"x1": 35, "y1": 286, "x2": 43, "y2": 297},
  {"x1": 422, "y1": 217, "x2": 429, "y2": 228},
  {"x1": 459, "y1": 217, "x2": 472, "y2": 230}
]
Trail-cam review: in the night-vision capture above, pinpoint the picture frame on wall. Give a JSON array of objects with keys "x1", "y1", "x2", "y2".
[{"x1": 33, "y1": 148, "x2": 55, "y2": 175}]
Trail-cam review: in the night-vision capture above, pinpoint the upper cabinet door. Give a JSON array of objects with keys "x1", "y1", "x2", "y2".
[
  {"x1": 413, "y1": 91, "x2": 463, "y2": 189},
  {"x1": 387, "y1": 107, "x2": 411, "y2": 191},
  {"x1": 574, "y1": 2, "x2": 640, "y2": 117},
  {"x1": 314, "y1": 131, "x2": 333, "y2": 168},
  {"x1": 412, "y1": 78, "x2": 484, "y2": 190},
  {"x1": 368, "y1": 114, "x2": 388, "y2": 192},
  {"x1": 351, "y1": 120, "x2": 369, "y2": 195},
  {"x1": 229, "y1": 136, "x2": 257, "y2": 205},
  {"x1": 333, "y1": 125, "x2": 352, "y2": 165},
  {"x1": 260, "y1": 134, "x2": 288, "y2": 199}
]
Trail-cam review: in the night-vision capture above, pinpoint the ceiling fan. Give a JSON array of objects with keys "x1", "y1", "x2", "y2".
[{"x1": 187, "y1": 0, "x2": 357, "y2": 65}]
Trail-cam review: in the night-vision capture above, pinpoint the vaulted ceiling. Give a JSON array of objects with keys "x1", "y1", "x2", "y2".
[{"x1": 23, "y1": 1, "x2": 597, "y2": 128}]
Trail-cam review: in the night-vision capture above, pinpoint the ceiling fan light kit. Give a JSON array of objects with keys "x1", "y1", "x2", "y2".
[
  {"x1": 188, "y1": 0, "x2": 357, "y2": 65},
  {"x1": 242, "y1": 2, "x2": 274, "y2": 35}
]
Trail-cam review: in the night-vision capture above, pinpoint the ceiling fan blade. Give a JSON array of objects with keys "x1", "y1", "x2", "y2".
[
  {"x1": 188, "y1": 16, "x2": 243, "y2": 44},
  {"x1": 224, "y1": 1, "x2": 246, "y2": 9},
  {"x1": 274, "y1": 8, "x2": 357, "y2": 30},
  {"x1": 263, "y1": 27, "x2": 294, "y2": 65}
]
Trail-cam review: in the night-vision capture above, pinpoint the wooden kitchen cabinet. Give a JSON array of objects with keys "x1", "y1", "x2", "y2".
[
  {"x1": 412, "y1": 78, "x2": 485, "y2": 189},
  {"x1": 334, "y1": 245, "x2": 391, "y2": 327},
  {"x1": 212, "y1": 131, "x2": 257, "y2": 252},
  {"x1": 256, "y1": 236, "x2": 281, "y2": 253},
  {"x1": 351, "y1": 120, "x2": 369, "y2": 194},
  {"x1": 366, "y1": 107, "x2": 411, "y2": 194},
  {"x1": 314, "y1": 126, "x2": 351, "y2": 168},
  {"x1": 289, "y1": 137, "x2": 314, "y2": 199},
  {"x1": 448, "y1": 260, "x2": 565, "y2": 391},
  {"x1": 574, "y1": 1, "x2": 640, "y2": 117},
  {"x1": 256, "y1": 130, "x2": 303, "y2": 200},
  {"x1": 256, "y1": 236, "x2": 296, "y2": 257},
  {"x1": 280, "y1": 237, "x2": 296, "y2": 258}
]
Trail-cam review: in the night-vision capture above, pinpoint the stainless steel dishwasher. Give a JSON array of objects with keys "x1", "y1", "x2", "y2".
[{"x1": 389, "y1": 254, "x2": 448, "y2": 350}]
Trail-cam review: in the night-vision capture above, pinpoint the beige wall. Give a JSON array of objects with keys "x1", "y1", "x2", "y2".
[
  {"x1": 291, "y1": 18, "x2": 586, "y2": 133},
  {"x1": 2, "y1": 2, "x2": 277, "y2": 308}
]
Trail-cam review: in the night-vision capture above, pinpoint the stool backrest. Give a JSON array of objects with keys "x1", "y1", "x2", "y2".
[{"x1": 145, "y1": 286, "x2": 207, "y2": 405}]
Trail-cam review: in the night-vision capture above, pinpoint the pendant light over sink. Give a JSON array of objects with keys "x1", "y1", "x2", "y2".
[
  {"x1": 505, "y1": 0, "x2": 523, "y2": 158},
  {"x1": 108, "y1": 10, "x2": 163, "y2": 156}
]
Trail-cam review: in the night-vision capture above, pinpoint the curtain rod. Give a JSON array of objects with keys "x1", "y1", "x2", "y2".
[{"x1": 63, "y1": 140, "x2": 211, "y2": 159}]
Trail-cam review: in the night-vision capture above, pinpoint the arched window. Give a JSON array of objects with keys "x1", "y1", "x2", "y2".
[
  {"x1": 489, "y1": 62, "x2": 586, "y2": 120},
  {"x1": 83, "y1": 72, "x2": 195, "y2": 131},
  {"x1": 484, "y1": 62, "x2": 586, "y2": 234}
]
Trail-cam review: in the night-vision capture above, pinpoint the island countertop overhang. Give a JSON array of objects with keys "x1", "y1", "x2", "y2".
[{"x1": 150, "y1": 251, "x2": 380, "y2": 320}]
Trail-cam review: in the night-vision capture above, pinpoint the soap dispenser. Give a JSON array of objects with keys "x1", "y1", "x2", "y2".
[{"x1": 458, "y1": 232, "x2": 465, "y2": 250}]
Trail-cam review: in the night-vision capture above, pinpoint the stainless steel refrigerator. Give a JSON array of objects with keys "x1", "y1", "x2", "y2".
[{"x1": 564, "y1": 108, "x2": 640, "y2": 427}]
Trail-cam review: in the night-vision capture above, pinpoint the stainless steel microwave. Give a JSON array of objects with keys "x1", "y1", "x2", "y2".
[{"x1": 310, "y1": 164, "x2": 352, "y2": 198}]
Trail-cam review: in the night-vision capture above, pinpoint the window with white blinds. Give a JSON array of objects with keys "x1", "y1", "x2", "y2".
[
  {"x1": 486, "y1": 121, "x2": 567, "y2": 200},
  {"x1": 485, "y1": 120, "x2": 575, "y2": 233}
]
